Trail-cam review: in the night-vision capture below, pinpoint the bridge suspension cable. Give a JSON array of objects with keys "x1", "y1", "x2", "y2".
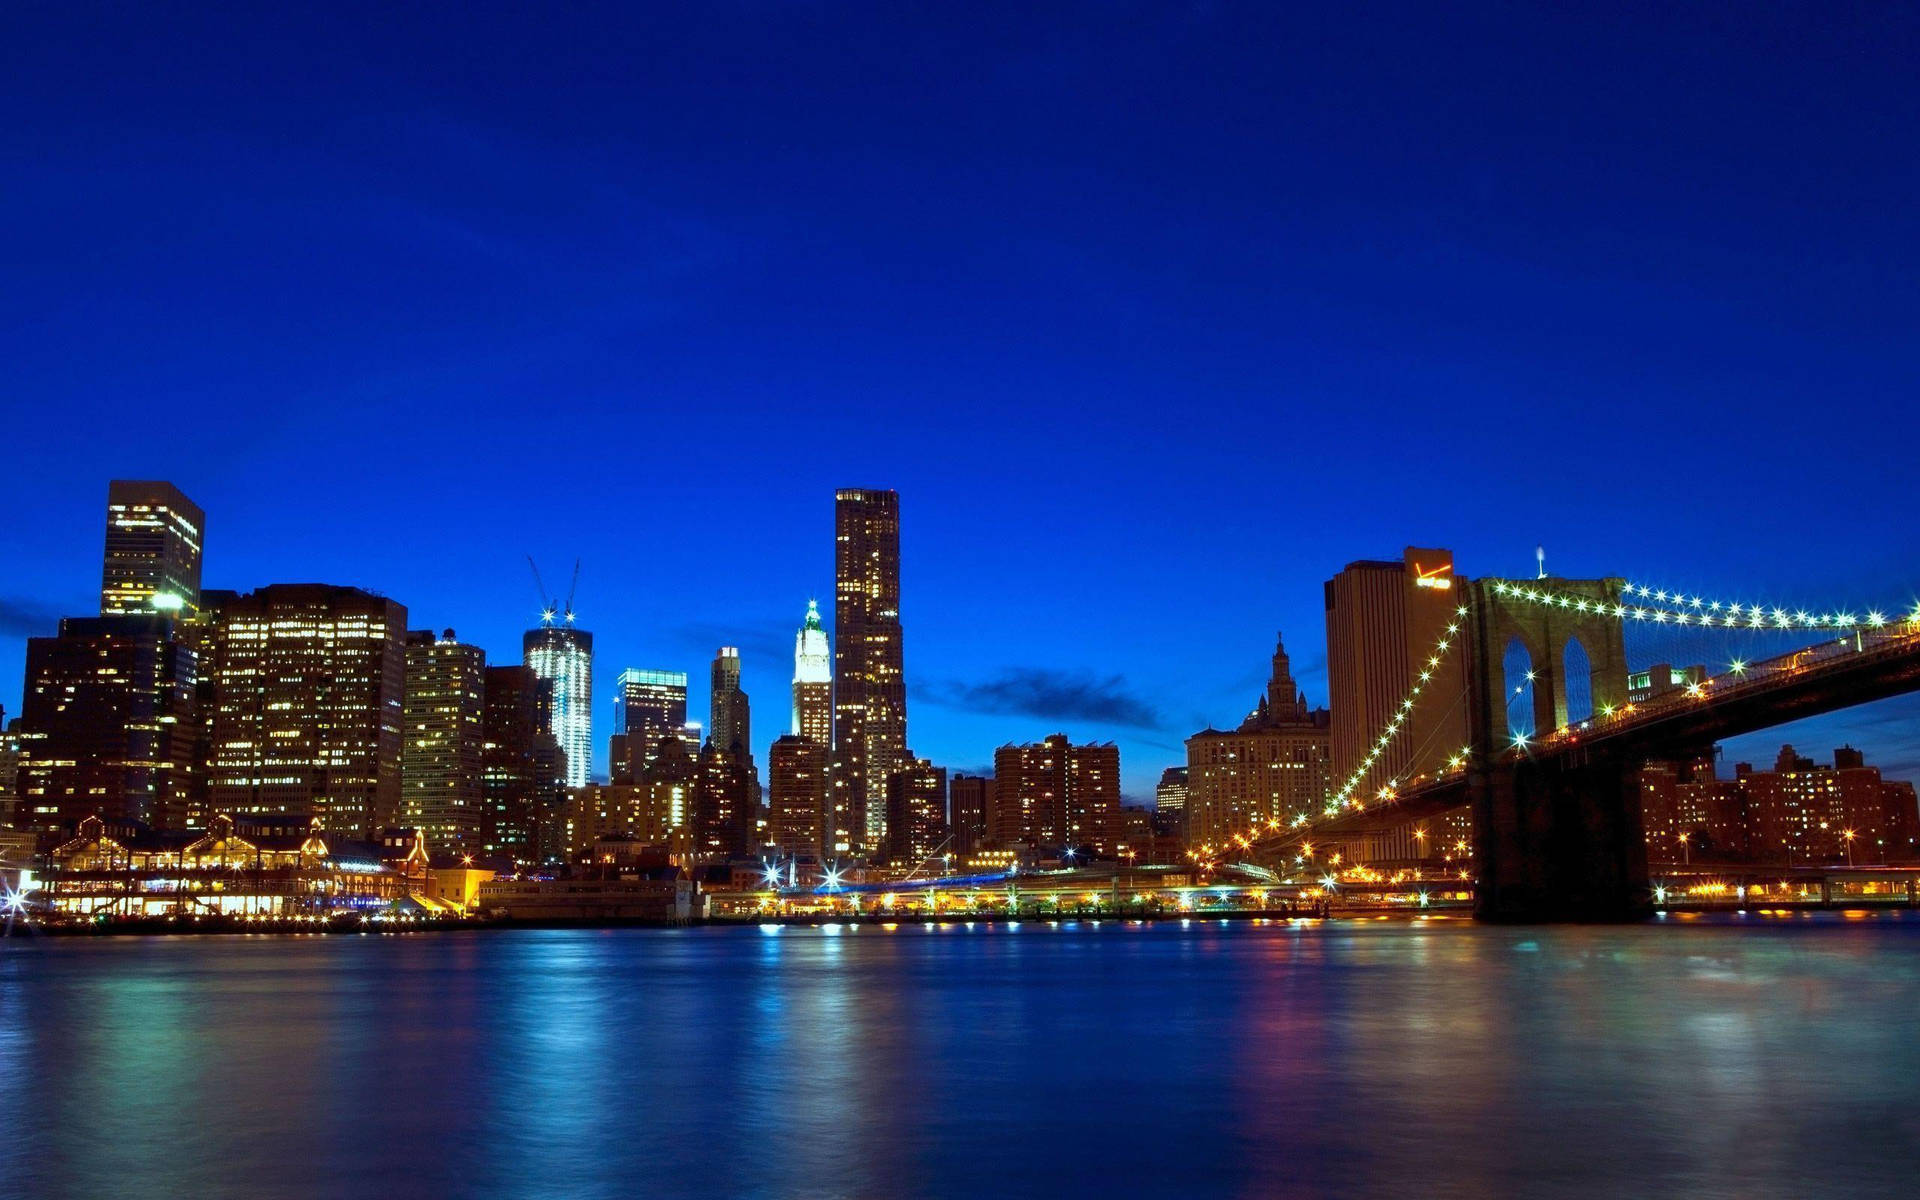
[{"x1": 1324, "y1": 604, "x2": 1472, "y2": 815}]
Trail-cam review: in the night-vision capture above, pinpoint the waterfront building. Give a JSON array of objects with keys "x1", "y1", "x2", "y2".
[
  {"x1": 769, "y1": 734, "x2": 829, "y2": 860},
  {"x1": 1643, "y1": 745, "x2": 1920, "y2": 865},
  {"x1": 99, "y1": 480, "x2": 204, "y2": 618},
  {"x1": 831, "y1": 488, "x2": 908, "y2": 853},
  {"x1": 1184, "y1": 634, "x2": 1332, "y2": 847},
  {"x1": 641, "y1": 735, "x2": 698, "y2": 853},
  {"x1": 710, "y1": 647, "x2": 750, "y2": 756},
  {"x1": 792, "y1": 599, "x2": 832, "y2": 745},
  {"x1": 206, "y1": 584, "x2": 407, "y2": 838},
  {"x1": 948, "y1": 773, "x2": 992, "y2": 856},
  {"x1": 990, "y1": 735, "x2": 1121, "y2": 854},
  {"x1": 556, "y1": 782, "x2": 681, "y2": 861},
  {"x1": 39, "y1": 812, "x2": 425, "y2": 917},
  {"x1": 884, "y1": 758, "x2": 948, "y2": 866},
  {"x1": 17, "y1": 615, "x2": 199, "y2": 834},
  {"x1": 402, "y1": 630, "x2": 487, "y2": 854}
]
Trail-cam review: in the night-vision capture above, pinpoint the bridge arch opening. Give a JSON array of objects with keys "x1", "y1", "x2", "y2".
[
  {"x1": 1503, "y1": 637, "x2": 1535, "y2": 742},
  {"x1": 1562, "y1": 636, "x2": 1594, "y2": 726}
]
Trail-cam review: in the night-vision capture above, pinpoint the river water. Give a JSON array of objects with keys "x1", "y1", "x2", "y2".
[{"x1": 5, "y1": 914, "x2": 1918, "y2": 1199}]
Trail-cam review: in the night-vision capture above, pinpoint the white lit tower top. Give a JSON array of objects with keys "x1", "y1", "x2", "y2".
[{"x1": 792, "y1": 599, "x2": 832, "y2": 746}]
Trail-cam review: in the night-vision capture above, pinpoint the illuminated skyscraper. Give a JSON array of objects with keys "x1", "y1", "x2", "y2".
[
  {"x1": 1184, "y1": 634, "x2": 1331, "y2": 846},
  {"x1": 207, "y1": 585, "x2": 407, "y2": 837},
  {"x1": 832, "y1": 488, "x2": 907, "y2": 853},
  {"x1": 990, "y1": 735, "x2": 1120, "y2": 854},
  {"x1": 402, "y1": 629, "x2": 487, "y2": 853},
  {"x1": 482, "y1": 664, "x2": 565, "y2": 866},
  {"x1": 100, "y1": 480, "x2": 204, "y2": 617},
  {"x1": 792, "y1": 599, "x2": 832, "y2": 746},
  {"x1": 710, "y1": 647, "x2": 750, "y2": 756},
  {"x1": 611, "y1": 668, "x2": 688, "y2": 779},
  {"x1": 525, "y1": 623, "x2": 593, "y2": 789},
  {"x1": 769, "y1": 733, "x2": 829, "y2": 860}
]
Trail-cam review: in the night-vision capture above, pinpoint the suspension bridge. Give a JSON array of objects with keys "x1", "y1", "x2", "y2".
[{"x1": 1221, "y1": 574, "x2": 1920, "y2": 921}]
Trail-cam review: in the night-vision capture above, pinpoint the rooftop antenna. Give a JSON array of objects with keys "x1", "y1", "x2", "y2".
[
  {"x1": 526, "y1": 555, "x2": 557, "y2": 626},
  {"x1": 1536, "y1": 545, "x2": 1548, "y2": 579}
]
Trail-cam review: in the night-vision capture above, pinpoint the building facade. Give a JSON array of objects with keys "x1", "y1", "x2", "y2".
[
  {"x1": 831, "y1": 488, "x2": 908, "y2": 853},
  {"x1": 769, "y1": 734, "x2": 829, "y2": 861},
  {"x1": 884, "y1": 758, "x2": 948, "y2": 866},
  {"x1": 99, "y1": 480, "x2": 205, "y2": 618},
  {"x1": 482, "y1": 664, "x2": 565, "y2": 866},
  {"x1": 1154, "y1": 767, "x2": 1189, "y2": 837},
  {"x1": 1643, "y1": 745, "x2": 1920, "y2": 865},
  {"x1": 990, "y1": 735, "x2": 1121, "y2": 855},
  {"x1": 206, "y1": 585, "x2": 408, "y2": 838},
  {"x1": 611, "y1": 668, "x2": 688, "y2": 781},
  {"x1": 402, "y1": 630, "x2": 487, "y2": 854},
  {"x1": 948, "y1": 773, "x2": 992, "y2": 857},
  {"x1": 17, "y1": 615, "x2": 199, "y2": 834},
  {"x1": 710, "y1": 647, "x2": 750, "y2": 757},
  {"x1": 1184, "y1": 634, "x2": 1332, "y2": 847},
  {"x1": 525, "y1": 623, "x2": 593, "y2": 789}
]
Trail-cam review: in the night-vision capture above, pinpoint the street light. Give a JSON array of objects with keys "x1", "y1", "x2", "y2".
[
  {"x1": 1843, "y1": 828, "x2": 1857, "y2": 867},
  {"x1": 1678, "y1": 832, "x2": 1691, "y2": 866}
]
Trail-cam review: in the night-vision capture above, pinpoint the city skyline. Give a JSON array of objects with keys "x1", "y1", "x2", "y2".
[{"x1": 4, "y1": 477, "x2": 1919, "y2": 805}]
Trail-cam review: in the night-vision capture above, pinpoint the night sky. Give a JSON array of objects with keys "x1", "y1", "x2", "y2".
[{"x1": 5, "y1": 2, "x2": 1917, "y2": 799}]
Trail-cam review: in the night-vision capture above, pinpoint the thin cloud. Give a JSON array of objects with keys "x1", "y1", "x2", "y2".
[
  {"x1": 0, "y1": 597, "x2": 62, "y2": 638},
  {"x1": 918, "y1": 668, "x2": 1163, "y2": 731}
]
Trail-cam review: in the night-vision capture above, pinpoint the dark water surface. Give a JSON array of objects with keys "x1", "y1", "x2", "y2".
[{"x1": 6, "y1": 914, "x2": 1919, "y2": 1199}]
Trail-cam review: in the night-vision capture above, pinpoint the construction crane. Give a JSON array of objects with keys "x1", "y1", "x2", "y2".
[{"x1": 525, "y1": 555, "x2": 581, "y2": 626}]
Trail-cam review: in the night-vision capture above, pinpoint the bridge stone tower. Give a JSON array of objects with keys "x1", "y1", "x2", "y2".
[{"x1": 1466, "y1": 576, "x2": 1650, "y2": 921}]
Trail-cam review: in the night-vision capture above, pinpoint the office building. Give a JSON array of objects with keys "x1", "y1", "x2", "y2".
[
  {"x1": 769, "y1": 734, "x2": 829, "y2": 860},
  {"x1": 990, "y1": 735, "x2": 1121, "y2": 854},
  {"x1": 792, "y1": 599, "x2": 832, "y2": 745},
  {"x1": 611, "y1": 668, "x2": 688, "y2": 780},
  {"x1": 1324, "y1": 549, "x2": 1471, "y2": 801},
  {"x1": 482, "y1": 664, "x2": 566, "y2": 866},
  {"x1": 99, "y1": 480, "x2": 204, "y2": 618},
  {"x1": 710, "y1": 647, "x2": 750, "y2": 756},
  {"x1": 885, "y1": 758, "x2": 948, "y2": 866},
  {"x1": 17, "y1": 615, "x2": 198, "y2": 833},
  {"x1": 832, "y1": 488, "x2": 908, "y2": 852},
  {"x1": 402, "y1": 630, "x2": 487, "y2": 854},
  {"x1": 206, "y1": 584, "x2": 407, "y2": 838},
  {"x1": 525, "y1": 622, "x2": 593, "y2": 789},
  {"x1": 949, "y1": 773, "x2": 992, "y2": 856},
  {"x1": 1154, "y1": 767, "x2": 1189, "y2": 834},
  {"x1": 1184, "y1": 634, "x2": 1333, "y2": 847}
]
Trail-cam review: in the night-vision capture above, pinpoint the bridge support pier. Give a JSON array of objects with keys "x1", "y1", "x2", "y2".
[{"x1": 1471, "y1": 758, "x2": 1653, "y2": 922}]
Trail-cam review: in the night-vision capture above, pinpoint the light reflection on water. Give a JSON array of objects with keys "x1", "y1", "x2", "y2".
[{"x1": 4, "y1": 915, "x2": 1919, "y2": 1199}]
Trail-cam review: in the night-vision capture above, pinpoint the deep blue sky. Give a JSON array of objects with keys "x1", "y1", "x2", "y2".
[{"x1": 4, "y1": 2, "x2": 1918, "y2": 799}]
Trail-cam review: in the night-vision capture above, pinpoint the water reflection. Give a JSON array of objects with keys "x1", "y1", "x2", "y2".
[{"x1": 4, "y1": 916, "x2": 1919, "y2": 1198}]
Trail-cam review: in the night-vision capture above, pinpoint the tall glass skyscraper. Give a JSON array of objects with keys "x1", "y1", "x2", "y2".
[
  {"x1": 100, "y1": 479, "x2": 204, "y2": 616},
  {"x1": 525, "y1": 623, "x2": 593, "y2": 789}
]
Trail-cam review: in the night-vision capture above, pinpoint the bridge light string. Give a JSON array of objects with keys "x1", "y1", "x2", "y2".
[
  {"x1": 1321, "y1": 604, "x2": 1471, "y2": 817},
  {"x1": 1490, "y1": 579, "x2": 1899, "y2": 632}
]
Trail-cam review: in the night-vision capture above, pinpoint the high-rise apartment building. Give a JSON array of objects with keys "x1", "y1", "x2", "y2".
[
  {"x1": 99, "y1": 480, "x2": 204, "y2": 618},
  {"x1": 990, "y1": 735, "x2": 1121, "y2": 854},
  {"x1": 1324, "y1": 548, "x2": 1471, "y2": 803},
  {"x1": 885, "y1": 758, "x2": 948, "y2": 866},
  {"x1": 792, "y1": 599, "x2": 832, "y2": 746},
  {"x1": 1184, "y1": 634, "x2": 1333, "y2": 847},
  {"x1": 206, "y1": 585, "x2": 407, "y2": 837},
  {"x1": 402, "y1": 629, "x2": 487, "y2": 854},
  {"x1": 710, "y1": 647, "x2": 750, "y2": 757},
  {"x1": 691, "y1": 743, "x2": 755, "y2": 860},
  {"x1": 948, "y1": 773, "x2": 992, "y2": 856},
  {"x1": 525, "y1": 623, "x2": 592, "y2": 789},
  {"x1": 482, "y1": 664, "x2": 565, "y2": 866},
  {"x1": 769, "y1": 733, "x2": 829, "y2": 861},
  {"x1": 17, "y1": 615, "x2": 199, "y2": 833},
  {"x1": 1642, "y1": 745, "x2": 1920, "y2": 865},
  {"x1": 831, "y1": 488, "x2": 908, "y2": 852}
]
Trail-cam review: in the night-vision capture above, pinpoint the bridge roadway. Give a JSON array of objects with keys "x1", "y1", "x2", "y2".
[{"x1": 1251, "y1": 620, "x2": 1920, "y2": 892}]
